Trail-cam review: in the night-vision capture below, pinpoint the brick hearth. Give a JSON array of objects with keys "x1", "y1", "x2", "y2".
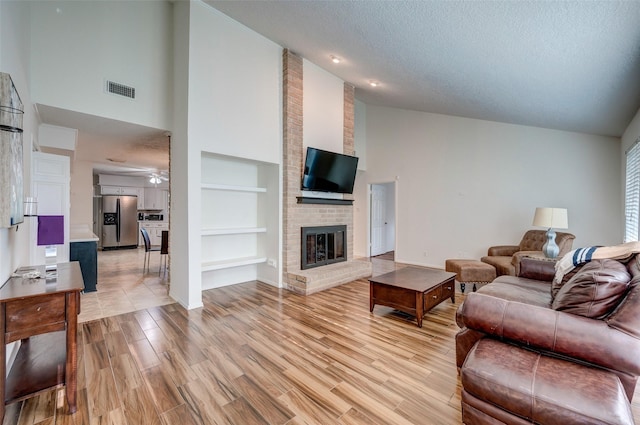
[{"x1": 282, "y1": 49, "x2": 371, "y2": 294}]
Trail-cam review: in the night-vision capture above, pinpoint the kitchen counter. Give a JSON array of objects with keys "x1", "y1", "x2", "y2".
[
  {"x1": 69, "y1": 225, "x2": 98, "y2": 292},
  {"x1": 70, "y1": 224, "x2": 99, "y2": 243}
]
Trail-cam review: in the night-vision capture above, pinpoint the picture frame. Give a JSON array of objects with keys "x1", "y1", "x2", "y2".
[{"x1": 0, "y1": 73, "x2": 25, "y2": 228}]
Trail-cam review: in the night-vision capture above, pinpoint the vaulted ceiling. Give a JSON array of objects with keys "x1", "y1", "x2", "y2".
[
  {"x1": 208, "y1": 0, "x2": 640, "y2": 137},
  {"x1": 38, "y1": 1, "x2": 640, "y2": 179}
]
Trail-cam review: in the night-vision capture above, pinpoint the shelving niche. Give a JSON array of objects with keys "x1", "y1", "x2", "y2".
[{"x1": 201, "y1": 152, "x2": 279, "y2": 290}]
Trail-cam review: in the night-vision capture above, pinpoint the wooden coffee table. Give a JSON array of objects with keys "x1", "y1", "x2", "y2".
[{"x1": 369, "y1": 267, "x2": 456, "y2": 327}]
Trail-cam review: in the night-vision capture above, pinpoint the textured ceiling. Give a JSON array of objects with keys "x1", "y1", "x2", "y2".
[{"x1": 208, "y1": 0, "x2": 640, "y2": 137}]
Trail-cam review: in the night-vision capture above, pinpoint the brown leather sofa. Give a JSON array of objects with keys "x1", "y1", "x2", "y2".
[
  {"x1": 481, "y1": 229, "x2": 575, "y2": 276},
  {"x1": 456, "y1": 255, "x2": 640, "y2": 424}
]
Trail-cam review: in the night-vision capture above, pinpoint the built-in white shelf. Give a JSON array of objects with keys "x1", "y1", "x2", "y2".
[
  {"x1": 200, "y1": 152, "x2": 279, "y2": 288},
  {"x1": 201, "y1": 256, "x2": 267, "y2": 272},
  {"x1": 201, "y1": 183, "x2": 267, "y2": 193},
  {"x1": 201, "y1": 227, "x2": 267, "y2": 236}
]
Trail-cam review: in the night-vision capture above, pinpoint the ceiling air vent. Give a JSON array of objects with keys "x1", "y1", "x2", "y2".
[{"x1": 105, "y1": 80, "x2": 135, "y2": 99}]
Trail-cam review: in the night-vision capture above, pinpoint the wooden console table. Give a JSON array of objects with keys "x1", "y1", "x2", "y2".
[{"x1": 0, "y1": 262, "x2": 83, "y2": 421}]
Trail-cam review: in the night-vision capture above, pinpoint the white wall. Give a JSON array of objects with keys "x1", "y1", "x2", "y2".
[
  {"x1": 190, "y1": 3, "x2": 282, "y2": 164},
  {"x1": 30, "y1": 1, "x2": 173, "y2": 131},
  {"x1": 0, "y1": 0, "x2": 35, "y2": 282},
  {"x1": 303, "y1": 60, "x2": 344, "y2": 154},
  {"x1": 384, "y1": 182, "x2": 396, "y2": 253},
  {"x1": 258, "y1": 161, "x2": 281, "y2": 286},
  {"x1": 38, "y1": 124, "x2": 77, "y2": 151},
  {"x1": 355, "y1": 105, "x2": 622, "y2": 268},
  {"x1": 172, "y1": 1, "x2": 283, "y2": 307},
  {"x1": 70, "y1": 160, "x2": 94, "y2": 228},
  {"x1": 1, "y1": 0, "x2": 37, "y2": 368},
  {"x1": 169, "y1": 0, "x2": 197, "y2": 308}
]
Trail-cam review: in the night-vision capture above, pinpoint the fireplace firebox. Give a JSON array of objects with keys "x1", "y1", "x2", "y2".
[{"x1": 301, "y1": 225, "x2": 346, "y2": 270}]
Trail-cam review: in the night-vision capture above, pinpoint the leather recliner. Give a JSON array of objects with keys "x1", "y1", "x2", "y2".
[{"x1": 456, "y1": 255, "x2": 640, "y2": 423}]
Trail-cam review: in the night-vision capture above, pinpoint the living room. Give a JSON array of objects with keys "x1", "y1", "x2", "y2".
[
  {"x1": 2, "y1": 1, "x2": 640, "y2": 423},
  {"x1": 3, "y1": 0, "x2": 633, "y2": 305}
]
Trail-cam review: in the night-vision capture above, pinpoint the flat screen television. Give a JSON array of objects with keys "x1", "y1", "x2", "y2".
[{"x1": 302, "y1": 147, "x2": 359, "y2": 194}]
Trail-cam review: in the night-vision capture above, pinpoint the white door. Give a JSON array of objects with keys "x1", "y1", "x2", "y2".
[
  {"x1": 370, "y1": 184, "x2": 387, "y2": 256},
  {"x1": 31, "y1": 152, "x2": 71, "y2": 265}
]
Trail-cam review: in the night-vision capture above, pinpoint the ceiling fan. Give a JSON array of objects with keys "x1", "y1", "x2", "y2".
[{"x1": 149, "y1": 171, "x2": 169, "y2": 185}]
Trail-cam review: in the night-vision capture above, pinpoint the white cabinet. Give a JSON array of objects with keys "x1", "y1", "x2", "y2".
[
  {"x1": 100, "y1": 185, "x2": 121, "y2": 195},
  {"x1": 120, "y1": 186, "x2": 139, "y2": 196},
  {"x1": 140, "y1": 222, "x2": 168, "y2": 246},
  {"x1": 100, "y1": 186, "x2": 145, "y2": 209},
  {"x1": 144, "y1": 188, "x2": 167, "y2": 210},
  {"x1": 201, "y1": 153, "x2": 279, "y2": 289},
  {"x1": 136, "y1": 188, "x2": 145, "y2": 209}
]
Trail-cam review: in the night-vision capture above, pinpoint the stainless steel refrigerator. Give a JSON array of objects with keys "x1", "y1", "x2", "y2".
[{"x1": 96, "y1": 195, "x2": 138, "y2": 249}]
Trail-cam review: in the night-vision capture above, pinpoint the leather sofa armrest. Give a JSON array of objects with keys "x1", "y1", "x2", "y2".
[
  {"x1": 515, "y1": 255, "x2": 556, "y2": 281},
  {"x1": 487, "y1": 245, "x2": 519, "y2": 256},
  {"x1": 459, "y1": 293, "x2": 640, "y2": 376}
]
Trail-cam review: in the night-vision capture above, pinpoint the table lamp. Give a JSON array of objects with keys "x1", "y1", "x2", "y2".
[
  {"x1": 37, "y1": 215, "x2": 64, "y2": 272},
  {"x1": 532, "y1": 207, "x2": 568, "y2": 258}
]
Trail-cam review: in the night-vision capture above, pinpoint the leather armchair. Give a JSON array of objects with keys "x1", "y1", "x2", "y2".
[{"x1": 481, "y1": 229, "x2": 575, "y2": 276}]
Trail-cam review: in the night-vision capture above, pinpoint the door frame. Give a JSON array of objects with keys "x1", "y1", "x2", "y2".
[{"x1": 368, "y1": 180, "x2": 397, "y2": 258}]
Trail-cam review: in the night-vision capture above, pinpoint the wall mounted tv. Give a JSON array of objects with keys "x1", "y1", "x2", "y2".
[{"x1": 301, "y1": 147, "x2": 359, "y2": 194}]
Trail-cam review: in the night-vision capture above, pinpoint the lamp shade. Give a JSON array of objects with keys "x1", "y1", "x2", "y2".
[
  {"x1": 532, "y1": 207, "x2": 568, "y2": 229},
  {"x1": 37, "y1": 215, "x2": 64, "y2": 245}
]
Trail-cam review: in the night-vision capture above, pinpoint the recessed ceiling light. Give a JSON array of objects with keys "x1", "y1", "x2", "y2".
[
  {"x1": 369, "y1": 81, "x2": 380, "y2": 87},
  {"x1": 330, "y1": 55, "x2": 341, "y2": 64}
]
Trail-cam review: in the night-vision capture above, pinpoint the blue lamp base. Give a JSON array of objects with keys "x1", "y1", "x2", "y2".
[{"x1": 542, "y1": 228, "x2": 560, "y2": 258}]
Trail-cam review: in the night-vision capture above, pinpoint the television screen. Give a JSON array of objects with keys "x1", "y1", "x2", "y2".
[{"x1": 302, "y1": 147, "x2": 359, "y2": 194}]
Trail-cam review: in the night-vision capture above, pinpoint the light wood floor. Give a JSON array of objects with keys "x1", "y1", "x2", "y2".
[{"x1": 4, "y1": 255, "x2": 640, "y2": 424}]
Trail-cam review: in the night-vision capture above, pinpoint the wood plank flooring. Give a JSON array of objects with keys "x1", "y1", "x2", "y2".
[{"x1": 3, "y1": 257, "x2": 640, "y2": 424}]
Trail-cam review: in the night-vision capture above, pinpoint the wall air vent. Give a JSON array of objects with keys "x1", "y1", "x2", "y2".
[{"x1": 105, "y1": 80, "x2": 136, "y2": 99}]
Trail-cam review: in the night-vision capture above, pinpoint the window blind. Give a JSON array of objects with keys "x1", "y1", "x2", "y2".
[{"x1": 625, "y1": 139, "x2": 640, "y2": 242}]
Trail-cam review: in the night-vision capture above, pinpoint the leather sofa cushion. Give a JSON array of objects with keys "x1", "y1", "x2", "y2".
[
  {"x1": 552, "y1": 259, "x2": 631, "y2": 319},
  {"x1": 551, "y1": 263, "x2": 585, "y2": 299},
  {"x1": 461, "y1": 339, "x2": 635, "y2": 425},
  {"x1": 479, "y1": 276, "x2": 551, "y2": 307}
]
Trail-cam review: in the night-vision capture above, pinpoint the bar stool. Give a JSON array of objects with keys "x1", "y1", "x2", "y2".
[
  {"x1": 140, "y1": 228, "x2": 160, "y2": 273},
  {"x1": 159, "y1": 230, "x2": 168, "y2": 276}
]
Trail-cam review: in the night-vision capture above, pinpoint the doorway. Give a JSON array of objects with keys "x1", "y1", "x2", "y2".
[{"x1": 370, "y1": 182, "x2": 396, "y2": 259}]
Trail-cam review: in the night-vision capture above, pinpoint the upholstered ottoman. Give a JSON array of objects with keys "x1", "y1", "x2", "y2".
[
  {"x1": 461, "y1": 339, "x2": 635, "y2": 425},
  {"x1": 445, "y1": 259, "x2": 496, "y2": 293}
]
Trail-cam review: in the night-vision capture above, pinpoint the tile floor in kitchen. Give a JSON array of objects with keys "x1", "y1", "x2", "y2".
[{"x1": 77, "y1": 247, "x2": 174, "y2": 323}]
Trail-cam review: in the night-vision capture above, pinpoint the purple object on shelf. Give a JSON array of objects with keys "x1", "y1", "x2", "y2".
[{"x1": 37, "y1": 215, "x2": 64, "y2": 245}]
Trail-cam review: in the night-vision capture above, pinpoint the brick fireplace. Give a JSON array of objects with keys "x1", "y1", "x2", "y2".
[
  {"x1": 301, "y1": 225, "x2": 347, "y2": 270},
  {"x1": 282, "y1": 49, "x2": 371, "y2": 294}
]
